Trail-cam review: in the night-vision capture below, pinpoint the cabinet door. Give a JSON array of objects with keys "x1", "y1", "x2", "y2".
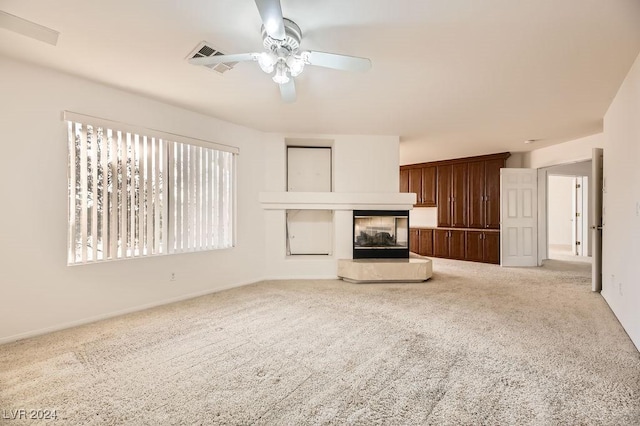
[
  {"x1": 484, "y1": 159, "x2": 504, "y2": 229},
  {"x1": 465, "y1": 231, "x2": 484, "y2": 262},
  {"x1": 433, "y1": 229, "x2": 450, "y2": 258},
  {"x1": 449, "y1": 230, "x2": 466, "y2": 260},
  {"x1": 399, "y1": 168, "x2": 409, "y2": 193},
  {"x1": 419, "y1": 229, "x2": 434, "y2": 256},
  {"x1": 484, "y1": 232, "x2": 500, "y2": 264},
  {"x1": 421, "y1": 166, "x2": 437, "y2": 207},
  {"x1": 451, "y1": 163, "x2": 468, "y2": 228},
  {"x1": 468, "y1": 161, "x2": 485, "y2": 229},
  {"x1": 408, "y1": 168, "x2": 422, "y2": 205},
  {"x1": 409, "y1": 229, "x2": 420, "y2": 254},
  {"x1": 437, "y1": 165, "x2": 452, "y2": 227}
]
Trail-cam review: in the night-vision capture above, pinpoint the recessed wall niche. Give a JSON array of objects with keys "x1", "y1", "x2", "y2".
[{"x1": 285, "y1": 142, "x2": 334, "y2": 256}]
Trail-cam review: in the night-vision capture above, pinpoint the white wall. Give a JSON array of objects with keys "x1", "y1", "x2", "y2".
[
  {"x1": 505, "y1": 152, "x2": 525, "y2": 168},
  {"x1": 263, "y1": 135, "x2": 401, "y2": 279},
  {"x1": 524, "y1": 133, "x2": 604, "y2": 169},
  {"x1": 547, "y1": 176, "x2": 574, "y2": 246},
  {"x1": 410, "y1": 207, "x2": 438, "y2": 228},
  {"x1": 601, "y1": 52, "x2": 640, "y2": 350},
  {"x1": 525, "y1": 53, "x2": 640, "y2": 350},
  {"x1": 0, "y1": 57, "x2": 267, "y2": 343}
]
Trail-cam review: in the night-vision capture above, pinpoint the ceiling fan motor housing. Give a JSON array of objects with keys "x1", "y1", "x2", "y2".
[{"x1": 262, "y1": 18, "x2": 301, "y2": 54}]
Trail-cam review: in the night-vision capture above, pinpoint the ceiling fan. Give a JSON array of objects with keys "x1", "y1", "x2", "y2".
[{"x1": 188, "y1": 0, "x2": 372, "y2": 103}]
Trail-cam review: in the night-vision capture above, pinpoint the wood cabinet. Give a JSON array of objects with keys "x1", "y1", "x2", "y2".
[
  {"x1": 451, "y1": 163, "x2": 468, "y2": 228},
  {"x1": 410, "y1": 228, "x2": 434, "y2": 257},
  {"x1": 433, "y1": 229, "x2": 449, "y2": 258},
  {"x1": 485, "y1": 159, "x2": 503, "y2": 229},
  {"x1": 421, "y1": 166, "x2": 437, "y2": 206},
  {"x1": 484, "y1": 232, "x2": 500, "y2": 264},
  {"x1": 403, "y1": 152, "x2": 509, "y2": 264},
  {"x1": 419, "y1": 228, "x2": 434, "y2": 256},
  {"x1": 468, "y1": 161, "x2": 486, "y2": 229},
  {"x1": 436, "y1": 165, "x2": 452, "y2": 226},
  {"x1": 468, "y1": 158, "x2": 505, "y2": 229},
  {"x1": 399, "y1": 165, "x2": 437, "y2": 207},
  {"x1": 409, "y1": 229, "x2": 419, "y2": 254},
  {"x1": 466, "y1": 230, "x2": 500, "y2": 264},
  {"x1": 400, "y1": 168, "x2": 409, "y2": 193},
  {"x1": 450, "y1": 230, "x2": 466, "y2": 259},
  {"x1": 437, "y1": 164, "x2": 468, "y2": 228},
  {"x1": 409, "y1": 168, "x2": 422, "y2": 204},
  {"x1": 433, "y1": 229, "x2": 465, "y2": 260}
]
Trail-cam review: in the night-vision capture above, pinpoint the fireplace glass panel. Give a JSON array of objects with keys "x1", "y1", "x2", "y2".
[{"x1": 354, "y1": 216, "x2": 409, "y2": 250}]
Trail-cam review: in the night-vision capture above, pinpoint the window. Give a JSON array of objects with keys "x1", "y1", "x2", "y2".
[{"x1": 65, "y1": 112, "x2": 237, "y2": 265}]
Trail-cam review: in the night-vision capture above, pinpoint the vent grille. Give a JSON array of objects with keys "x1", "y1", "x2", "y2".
[{"x1": 188, "y1": 42, "x2": 238, "y2": 74}]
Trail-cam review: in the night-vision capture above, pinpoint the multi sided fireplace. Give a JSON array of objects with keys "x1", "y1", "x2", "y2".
[{"x1": 353, "y1": 210, "x2": 409, "y2": 259}]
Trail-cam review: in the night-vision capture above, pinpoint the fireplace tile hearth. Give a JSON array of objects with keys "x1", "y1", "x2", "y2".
[{"x1": 337, "y1": 258, "x2": 432, "y2": 283}]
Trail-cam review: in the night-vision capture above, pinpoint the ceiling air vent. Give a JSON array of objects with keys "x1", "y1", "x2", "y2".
[{"x1": 187, "y1": 41, "x2": 238, "y2": 74}]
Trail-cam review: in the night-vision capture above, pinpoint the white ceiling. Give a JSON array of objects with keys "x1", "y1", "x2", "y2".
[{"x1": 1, "y1": 0, "x2": 639, "y2": 158}]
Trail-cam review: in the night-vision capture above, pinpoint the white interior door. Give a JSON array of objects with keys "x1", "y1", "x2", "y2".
[
  {"x1": 287, "y1": 147, "x2": 331, "y2": 192},
  {"x1": 591, "y1": 148, "x2": 604, "y2": 292},
  {"x1": 501, "y1": 168, "x2": 538, "y2": 266},
  {"x1": 287, "y1": 210, "x2": 333, "y2": 255}
]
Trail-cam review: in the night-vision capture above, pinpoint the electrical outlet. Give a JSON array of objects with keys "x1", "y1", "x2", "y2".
[
  {"x1": 619, "y1": 282, "x2": 623, "y2": 296},
  {"x1": 170, "y1": 273, "x2": 176, "y2": 281},
  {"x1": 636, "y1": 201, "x2": 640, "y2": 217}
]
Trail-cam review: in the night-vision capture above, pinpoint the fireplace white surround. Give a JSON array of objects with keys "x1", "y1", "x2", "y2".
[
  {"x1": 262, "y1": 134, "x2": 412, "y2": 279},
  {"x1": 259, "y1": 191, "x2": 415, "y2": 210}
]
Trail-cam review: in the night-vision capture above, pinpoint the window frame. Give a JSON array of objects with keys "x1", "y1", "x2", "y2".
[{"x1": 64, "y1": 111, "x2": 238, "y2": 265}]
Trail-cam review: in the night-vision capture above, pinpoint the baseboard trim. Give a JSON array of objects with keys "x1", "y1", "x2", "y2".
[{"x1": 0, "y1": 278, "x2": 259, "y2": 346}]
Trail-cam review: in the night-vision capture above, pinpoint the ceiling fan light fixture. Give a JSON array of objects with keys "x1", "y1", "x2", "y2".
[
  {"x1": 257, "y1": 52, "x2": 277, "y2": 73},
  {"x1": 188, "y1": 0, "x2": 372, "y2": 102},
  {"x1": 272, "y1": 62, "x2": 290, "y2": 84},
  {"x1": 286, "y1": 55, "x2": 305, "y2": 77}
]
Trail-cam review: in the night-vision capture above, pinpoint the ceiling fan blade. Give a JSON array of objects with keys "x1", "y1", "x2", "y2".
[
  {"x1": 189, "y1": 53, "x2": 256, "y2": 66},
  {"x1": 255, "y1": 0, "x2": 286, "y2": 40},
  {"x1": 305, "y1": 51, "x2": 372, "y2": 72},
  {"x1": 279, "y1": 79, "x2": 296, "y2": 103}
]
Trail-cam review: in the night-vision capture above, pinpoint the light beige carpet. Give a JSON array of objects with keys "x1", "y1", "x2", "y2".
[{"x1": 1, "y1": 259, "x2": 639, "y2": 425}]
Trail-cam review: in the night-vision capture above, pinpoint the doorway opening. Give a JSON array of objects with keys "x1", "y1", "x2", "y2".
[
  {"x1": 535, "y1": 148, "x2": 603, "y2": 292},
  {"x1": 541, "y1": 160, "x2": 592, "y2": 263},
  {"x1": 547, "y1": 174, "x2": 590, "y2": 261}
]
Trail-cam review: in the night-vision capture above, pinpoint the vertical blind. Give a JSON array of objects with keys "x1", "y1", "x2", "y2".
[{"x1": 65, "y1": 112, "x2": 237, "y2": 265}]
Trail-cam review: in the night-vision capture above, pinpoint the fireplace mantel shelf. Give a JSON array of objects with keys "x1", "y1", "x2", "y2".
[{"x1": 259, "y1": 192, "x2": 416, "y2": 210}]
